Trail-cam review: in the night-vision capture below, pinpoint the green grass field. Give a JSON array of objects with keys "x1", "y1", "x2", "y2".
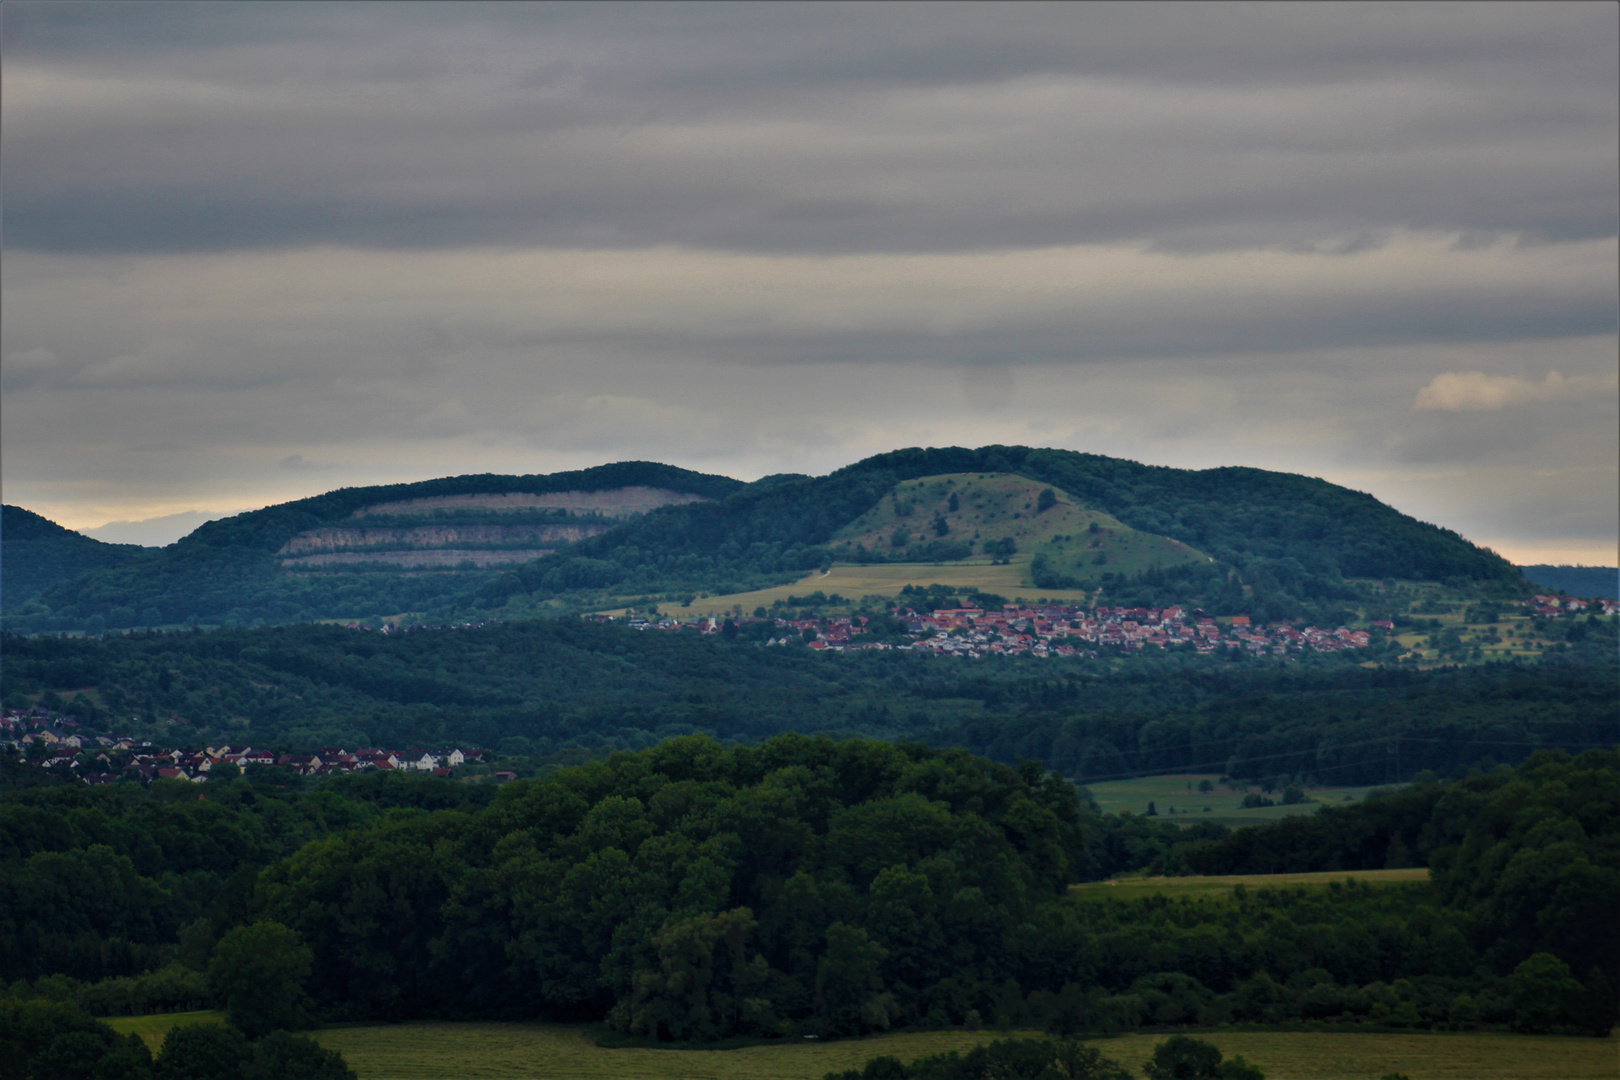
[
  {"x1": 104, "y1": 1009, "x2": 224, "y2": 1050},
  {"x1": 1071, "y1": 868, "x2": 1430, "y2": 902},
  {"x1": 308, "y1": 1023, "x2": 1609, "y2": 1080},
  {"x1": 1081, "y1": 773, "x2": 1389, "y2": 828},
  {"x1": 831, "y1": 473, "x2": 1207, "y2": 586},
  {"x1": 1094, "y1": 1030, "x2": 1614, "y2": 1080},
  {"x1": 611, "y1": 471, "x2": 1219, "y2": 619},
  {"x1": 101, "y1": 1013, "x2": 1611, "y2": 1078},
  {"x1": 603, "y1": 559, "x2": 1098, "y2": 618}
]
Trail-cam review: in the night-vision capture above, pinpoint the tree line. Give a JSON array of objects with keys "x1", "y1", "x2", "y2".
[
  {"x1": 7, "y1": 739, "x2": 1611, "y2": 1048},
  {"x1": 4, "y1": 615, "x2": 1611, "y2": 777}
]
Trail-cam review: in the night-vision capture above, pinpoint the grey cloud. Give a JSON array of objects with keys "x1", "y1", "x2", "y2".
[
  {"x1": 3, "y1": 2, "x2": 1615, "y2": 564},
  {"x1": 82, "y1": 510, "x2": 227, "y2": 547},
  {"x1": 5, "y1": 240, "x2": 1611, "y2": 399},
  {"x1": 4, "y1": 2, "x2": 1614, "y2": 255},
  {"x1": 278, "y1": 453, "x2": 335, "y2": 471}
]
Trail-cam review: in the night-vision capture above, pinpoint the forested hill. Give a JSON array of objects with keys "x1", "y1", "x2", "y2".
[
  {"x1": 0, "y1": 505, "x2": 149, "y2": 609},
  {"x1": 2, "y1": 462, "x2": 743, "y2": 634},
  {"x1": 476, "y1": 445, "x2": 1522, "y2": 612},
  {"x1": 3, "y1": 742, "x2": 1610, "y2": 1040},
  {"x1": 1520, "y1": 564, "x2": 1619, "y2": 599},
  {"x1": 4, "y1": 447, "x2": 1522, "y2": 634},
  {"x1": 7, "y1": 615, "x2": 1611, "y2": 773},
  {"x1": 174, "y1": 460, "x2": 743, "y2": 555}
]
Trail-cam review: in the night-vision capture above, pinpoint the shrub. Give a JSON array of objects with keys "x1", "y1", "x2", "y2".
[
  {"x1": 244, "y1": 1031, "x2": 356, "y2": 1080},
  {"x1": 156, "y1": 1022, "x2": 248, "y2": 1080}
]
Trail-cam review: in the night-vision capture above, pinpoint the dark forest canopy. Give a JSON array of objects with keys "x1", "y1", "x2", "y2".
[
  {"x1": 476, "y1": 446, "x2": 1522, "y2": 614},
  {"x1": 3, "y1": 616, "x2": 1613, "y2": 782},
  {"x1": 2, "y1": 460, "x2": 743, "y2": 632},
  {"x1": 2, "y1": 743, "x2": 1613, "y2": 1041},
  {"x1": 0, "y1": 505, "x2": 150, "y2": 609},
  {"x1": 1519, "y1": 564, "x2": 1619, "y2": 599},
  {"x1": 4, "y1": 447, "x2": 1524, "y2": 633}
]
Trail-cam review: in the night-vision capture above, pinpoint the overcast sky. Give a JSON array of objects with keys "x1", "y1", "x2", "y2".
[{"x1": 3, "y1": 1, "x2": 1616, "y2": 561}]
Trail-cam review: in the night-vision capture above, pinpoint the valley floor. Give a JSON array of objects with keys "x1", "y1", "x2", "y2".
[
  {"x1": 1069, "y1": 867, "x2": 1429, "y2": 902},
  {"x1": 310, "y1": 1024, "x2": 1619, "y2": 1080},
  {"x1": 110, "y1": 1014, "x2": 1615, "y2": 1079}
]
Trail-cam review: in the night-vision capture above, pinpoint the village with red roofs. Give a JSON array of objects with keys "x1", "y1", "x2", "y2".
[{"x1": 6, "y1": 594, "x2": 1612, "y2": 787}]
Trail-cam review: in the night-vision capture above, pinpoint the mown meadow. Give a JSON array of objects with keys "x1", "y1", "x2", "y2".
[{"x1": 105, "y1": 1010, "x2": 1617, "y2": 1080}]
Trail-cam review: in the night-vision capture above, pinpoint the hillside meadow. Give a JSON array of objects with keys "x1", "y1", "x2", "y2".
[
  {"x1": 1080, "y1": 774, "x2": 1387, "y2": 827},
  {"x1": 1070, "y1": 868, "x2": 1429, "y2": 903},
  {"x1": 105, "y1": 1009, "x2": 224, "y2": 1050},
  {"x1": 598, "y1": 558, "x2": 1096, "y2": 618},
  {"x1": 108, "y1": 1012, "x2": 1616, "y2": 1080}
]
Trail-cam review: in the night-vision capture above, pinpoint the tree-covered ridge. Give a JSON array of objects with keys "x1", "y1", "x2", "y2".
[
  {"x1": 476, "y1": 445, "x2": 1522, "y2": 615},
  {"x1": 947, "y1": 649, "x2": 1618, "y2": 788},
  {"x1": 178, "y1": 461, "x2": 744, "y2": 555},
  {"x1": 1519, "y1": 564, "x2": 1619, "y2": 599},
  {"x1": 0, "y1": 505, "x2": 150, "y2": 609},
  {"x1": 0, "y1": 770, "x2": 481, "y2": 984},
  {"x1": 9, "y1": 744, "x2": 1607, "y2": 1036},
  {"x1": 247, "y1": 742, "x2": 1620, "y2": 1036},
  {"x1": 258, "y1": 735, "x2": 1083, "y2": 1034},
  {"x1": 3, "y1": 744, "x2": 1613, "y2": 1041},
  {"x1": 6, "y1": 448, "x2": 1522, "y2": 632},
  {"x1": 2, "y1": 461, "x2": 743, "y2": 631},
  {"x1": 3, "y1": 617, "x2": 1611, "y2": 778}
]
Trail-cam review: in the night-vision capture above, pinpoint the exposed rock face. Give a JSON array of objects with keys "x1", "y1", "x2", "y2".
[
  {"x1": 277, "y1": 524, "x2": 606, "y2": 555},
  {"x1": 281, "y1": 549, "x2": 555, "y2": 569},
  {"x1": 352, "y1": 486, "x2": 711, "y2": 518},
  {"x1": 273, "y1": 486, "x2": 711, "y2": 571}
]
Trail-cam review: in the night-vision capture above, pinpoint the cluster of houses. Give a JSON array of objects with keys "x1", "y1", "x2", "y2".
[
  {"x1": 889, "y1": 605, "x2": 1374, "y2": 658},
  {"x1": 610, "y1": 591, "x2": 1616, "y2": 661},
  {"x1": 1525, "y1": 595, "x2": 1617, "y2": 618},
  {"x1": 607, "y1": 604, "x2": 1376, "y2": 659},
  {"x1": 883, "y1": 604, "x2": 1372, "y2": 658},
  {"x1": 1, "y1": 709, "x2": 485, "y2": 785}
]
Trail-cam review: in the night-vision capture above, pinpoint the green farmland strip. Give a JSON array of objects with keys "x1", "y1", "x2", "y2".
[
  {"x1": 97, "y1": 1013, "x2": 1612, "y2": 1079},
  {"x1": 307, "y1": 1023, "x2": 1611, "y2": 1080},
  {"x1": 1071, "y1": 868, "x2": 1430, "y2": 901},
  {"x1": 104, "y1": 1009, "x2": 224, "y2": 1051}
]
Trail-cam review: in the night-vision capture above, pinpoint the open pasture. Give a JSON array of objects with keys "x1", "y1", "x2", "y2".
[
  {"x1": 1081, "y1": 773, "x2": 1388, "y2": 828},
  {"x1": 98, "y1": 1013, "x2": 1611, "y2": 1078},
  {"x1": 602, "y1": 559, "x2": 1097, "y2": 618},
  {"x1": 1072, "y1": 867, "x2": 1430, "y2": 902},
  {"x1": 305, "y1": 1023, "x2": 1609, "y2": 1080},
  {"x1": 1097, "y1": 1030, "x2": 1614, "y2": 1080},
  {"x1": 831, "y1": 472, "x2": 1207, "y2": 586},
  {"x1": 104, "y1": 1009, "x2": 223, "y2": 1051}
]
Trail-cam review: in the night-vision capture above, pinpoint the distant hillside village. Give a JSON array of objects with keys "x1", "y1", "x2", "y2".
[
  {"x1": 5, "y1": 594, "x2": 1611, "y2": 788},
  {"x1": 615, "y1": 603, "x2": 1376, "y2": 659},
  {"x1": 1, "y1": 709, "x2": 487, "y2": 786},
  {"x1": 604, "y1": 592, "x2": 1610, "y2": 658},
  {"x1": 1527, "y1": 593, "x2": 1616, "y2": 617}
]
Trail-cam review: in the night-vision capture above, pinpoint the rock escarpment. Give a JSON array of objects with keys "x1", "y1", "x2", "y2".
[{"x1": 275, "y1": 486, "x2": 710, "y2": 570}]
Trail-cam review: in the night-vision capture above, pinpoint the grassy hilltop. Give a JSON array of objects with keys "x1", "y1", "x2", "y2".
[
  {"x1": 830, "y1": 472, "x2": 1209, "y2": 583},
  {"x1": 478, "y1": 445, "x2": 1522, "y2": 623},
  {"x1": 2, "y1": 445, "x2": 1523, "y2": 635},
  {"x1": 4, "y1": 446, "x2": 1526, "y2": 636}
]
